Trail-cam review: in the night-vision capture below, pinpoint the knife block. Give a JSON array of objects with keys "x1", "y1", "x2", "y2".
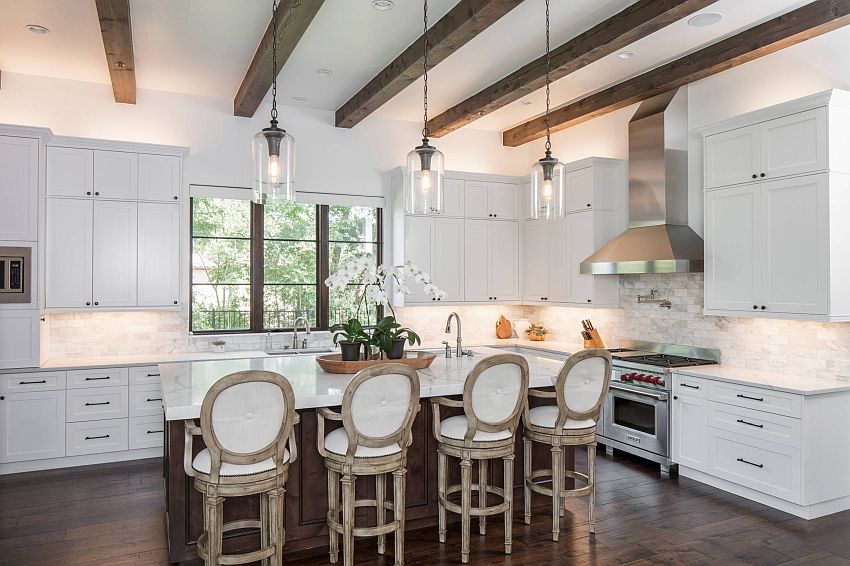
[{"x1": 583, "y1": 339, "x2": 596, "y2": 349}]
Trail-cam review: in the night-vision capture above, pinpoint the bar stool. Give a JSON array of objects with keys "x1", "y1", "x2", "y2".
[
  {"x1": 431, "y1": 353, "x2": 529, "y2": 564},
  {"x1": 522, "y1": 349, "x2": 612, "y2": 541},
  {"x1": 183, "y1": 370, "x2": 298, "y2": 566},
  {"x1": 318, "y1": 364, "x2": 421, "y2": 566}
]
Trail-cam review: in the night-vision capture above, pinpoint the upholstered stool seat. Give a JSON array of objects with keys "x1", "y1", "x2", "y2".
[
  {"x1": 323, "y1": 427, "x2": 402, "y2": 458},
  {"x1": 191, "y1": 448, "x2": 290, "y2": 477},
  {"x1": 439, "y1": 415, "x2": 513, "y2": 443},
  {"x1": 526, "y1": 406, "x2": 596, "y2": 432}
]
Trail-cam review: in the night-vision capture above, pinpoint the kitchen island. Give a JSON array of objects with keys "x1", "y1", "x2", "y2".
[{"x1": 159, "y1": 347, "x2": 570, "y2": 564}]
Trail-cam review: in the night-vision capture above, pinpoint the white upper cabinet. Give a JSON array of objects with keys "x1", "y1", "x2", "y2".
[
  {"x1": 138, "y1": 154, "x2": 180, "y2": 202},
  {"x1": 565, "y1": 212, "x2": 595, "y2": 305},
  {"x1": 433, "y1": 217, "x2": 464, "y2": 302},
  {"x1": 0, "y1": 136, "x2": 39, "y2": 241},
  {"x1": 0, "y1": 310, "x2": 40, "y2": 369},
  {"x1": 705, "y1": 126, "x2": 760, "y2": 189},
  {"x1": 403, "y1": 215, "x2": 435, "y2": 304},
  {"x1": 760, "y1": 108, "x2": 828, "y2": 181},
  {"x1": 47, "y1": 147, "x2": 93, "y2": 197},
  {"x1": 463, "y1": 181, "x2": 518, "y2": 220},
  {"x1": 94, "y1": 150, "x2": 138, "y2": 200},
  {"x1": 463, "y1": 181, "x2": 490, "y2": 219},
  {"x1": 92, "y1": 201, "x2": 138, "y2": 307},
  {"x1": 46, "y1": 198, "x2": 93, "y2": 308},
  {"x1": 565, "y1": 167, "x2": 594, "y2": 213},
  {"x1": 463, "y1": 219, "x2": 490, "y2": 302},
  {"x1": 441, "y1": 178, "x2": 464, "y2": 217},
  {"x1": 546, "y1": 220, "x2": 568, "y2": 303},
  {"x1": 489, "y1": 220, "x2": 519, "y2": 301},
  {"x1": 138, "y1": 203, "x2": 180, "y2": 307},
  {"x1": 523, "y1": 221, "x2": 549, "y2": 302}
]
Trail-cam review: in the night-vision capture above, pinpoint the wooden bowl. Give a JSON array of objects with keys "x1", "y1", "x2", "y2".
[{"x1": 316, "y1": 351, "x2": 437, "y2": 374}]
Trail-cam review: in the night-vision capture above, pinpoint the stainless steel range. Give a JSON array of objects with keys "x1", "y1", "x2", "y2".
[{"x1": 599, "y1": 340, "x2": 719, "y2": 475}]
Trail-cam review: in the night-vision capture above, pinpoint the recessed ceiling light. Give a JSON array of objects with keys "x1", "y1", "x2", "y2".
[
  {"x1": 25, "y1": 24, "x2": 50, "y2": 34},
  {"x1": 315, "y1": 68, "x2": 333, "y2": 76},
  {"x1": 688, "y1": 12, "x2": 723, "y2": 27},
  {"x1": 617, "y1": 51, "x2": 637, "y2": 59},
  {"x1": 371, "y1": 0, "x2": 395, "y2": 10},
  {"x1": 520, "y1": 100, "x2": 533, "y2": 106},
  {"x1": 292, "y1": 96, "x2": 308, "y2": 102}
]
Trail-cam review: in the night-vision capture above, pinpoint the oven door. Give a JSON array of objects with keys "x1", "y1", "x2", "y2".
[{"x1": 603, "y1": 384, "x2": 668, "y2": 458}]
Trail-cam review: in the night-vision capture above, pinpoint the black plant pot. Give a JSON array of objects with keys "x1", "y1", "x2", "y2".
[
  {"x1": 387, "y1": 339, "x2": 406, "y2": 360},
  {"x1": 339, "y1": 341, "x2": 362, "y2": 362}
]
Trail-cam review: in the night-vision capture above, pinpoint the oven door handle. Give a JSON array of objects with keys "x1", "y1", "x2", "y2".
[{"x1": 609, "y1": 383, "x2": 668, "y2": 402}]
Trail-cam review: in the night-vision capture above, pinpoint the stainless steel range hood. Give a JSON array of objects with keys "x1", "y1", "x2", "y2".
[{"x1": 580, "y1": 88, "x2": 704, "y2": 274}]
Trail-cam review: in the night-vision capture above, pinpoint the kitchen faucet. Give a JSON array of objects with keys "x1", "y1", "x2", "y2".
[
  {"x1": 444, "y1": 312, "x2": 470, "y2": 358},
  {"x1": 292, "y1": 317, "x2": 311, "y2": 349}
]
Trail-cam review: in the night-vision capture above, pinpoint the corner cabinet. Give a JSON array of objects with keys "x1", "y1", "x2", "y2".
[{"x1": 701, "y1": 90, "x2": 850, "y2": 321}]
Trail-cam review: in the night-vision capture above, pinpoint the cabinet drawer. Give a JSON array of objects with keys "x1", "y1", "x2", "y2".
[
  {"x1": 129, "y1": 365, "x2": 161, "y2": 386},
  {"x1": 67, "y1": 367, "x2": 128, "y2": 388},
  {"x1": 708, "y1": 428, "x2": 801, "y2": 503},
  {"x1": 673, "y1": 374, "x2": 709, "y2": 398},
  {"x1": 709, "y1": 380, "x2": 801, "y2": 418},
  {"x1": 66, "y1": 386, "x2": 129, "y2": 422},
  {"x1": 129, "y1": 384, "x2": 163, "y2": 418},
  {"x1": 709, "y1": 402, "x2": 801, "y2": 448},
  {"x1": 66, "y1": 418, "x2": 128, "y2": 455},
  {"x1": 0, "y1": 371, "x2": 66, "y2": 394},
  {"x1": 129, "y1": 415, "x2": 164, "y2": 450}
]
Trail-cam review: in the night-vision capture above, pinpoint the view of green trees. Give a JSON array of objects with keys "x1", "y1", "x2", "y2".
[{"x1": 191, "y1": 197, "x2": 378, "y2": 332}]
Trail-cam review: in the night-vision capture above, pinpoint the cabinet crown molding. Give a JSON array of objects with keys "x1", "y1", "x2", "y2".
[
  {"x1": 48, "y1": 136, "x2": 189, "y2": 156},
  {"x1": 0, "y1": 123, "x2": 53, "y2": 141}
]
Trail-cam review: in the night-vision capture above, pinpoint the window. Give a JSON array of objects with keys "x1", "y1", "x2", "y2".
[{"x1": 191, "y1": 197, "x2": 381, "y2": 333}]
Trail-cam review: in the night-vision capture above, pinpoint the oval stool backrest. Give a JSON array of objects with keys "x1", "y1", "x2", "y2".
[
  {"x1": 341, "y1": 363, "x2": 421, "y2": 461},
  {"x1": 463, "y1": 353, "x2": 529, "y2": 444},
  {"x1": 554, "y1": 349, "x2": 612, "y2": 428},
  {"x1": 200, "y1": 370, "x2": 296, "y2": 483}
]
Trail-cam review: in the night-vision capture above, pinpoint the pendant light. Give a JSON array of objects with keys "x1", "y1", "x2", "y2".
[
  {"x1": 405, "y1": 0, "x2": 445, "y2": 215},
  {"x1": 529, "y1": 0, "x2": 565, "y2": 220},
  {"x1": 253, "y1": 0, "x2": 295, "y2": 204}
]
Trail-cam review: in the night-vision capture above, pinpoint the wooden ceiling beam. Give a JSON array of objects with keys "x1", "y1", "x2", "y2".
[
  {"x1": 234, "y1": 0, "x2": 325, "y2": 118},
  {"x1": 95, "y1": 0, "x2": 136, "y2": 104},
  {"x1": 503, "y1": 0, "x2": 850, "y2": 147},
  {"x1": 335, "y1": 0, "x2": 523, "y2": 129},
  {"x1": 428, "y1": 0, "x2": 717, "y2": 137}
]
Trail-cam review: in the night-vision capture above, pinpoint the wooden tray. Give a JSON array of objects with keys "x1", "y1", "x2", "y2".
[{"x1": 316, "y1": 351, "x2": 437, "y2": 374}]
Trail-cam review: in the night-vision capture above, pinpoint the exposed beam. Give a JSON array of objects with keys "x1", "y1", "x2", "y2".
[
  {"x1": 335, "y1": 0, "x2": 523, "y2": 129},
  {"x1": 428, "y1": 0, "x2": 717, "y2": 137},
  {"x1": 503, "y1": 0, "x2": 850, "y2": 147},
  {"x1": 95, "y1": 0, "x2": 136, "y2": 104},
  {"x1": 234, "y1": 0, "x2": 325, "y2": 118}
]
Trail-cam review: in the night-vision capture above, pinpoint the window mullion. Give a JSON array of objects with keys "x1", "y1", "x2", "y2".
[
  {"x1": 318, "y1": 205, "x2": 330, "y2": 331},
  {"x1": 250, "y1": 201, "x2": 265, "y2": 333}
]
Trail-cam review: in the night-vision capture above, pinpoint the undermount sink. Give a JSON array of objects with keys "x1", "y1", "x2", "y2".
[{"x1": 266, "y1": 347, "x2": 334, "y2": 356}]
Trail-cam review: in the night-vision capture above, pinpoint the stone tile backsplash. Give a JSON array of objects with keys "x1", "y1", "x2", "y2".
[{"x1": 47, "y1": 274, "x2": 850, "y2": 379}]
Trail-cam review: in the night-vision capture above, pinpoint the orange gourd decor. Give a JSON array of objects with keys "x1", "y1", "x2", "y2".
[{"x1": 495, "y1": 316, "x2": 512, "y2": 339}]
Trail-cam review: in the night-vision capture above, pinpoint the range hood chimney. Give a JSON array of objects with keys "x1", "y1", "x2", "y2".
[{"x1": 580, "y1": 88, "x2": 704, "y2": 274}]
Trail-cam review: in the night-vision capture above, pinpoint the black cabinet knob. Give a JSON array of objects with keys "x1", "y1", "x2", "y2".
[
  {"x1": 587, "y1": 299, "x2": 592, "y2": 303},
  {"x1": 760, "y1": 173, "x2": 766, "y2": 178},
  {"x1": 673, "y1": 395, "x2": 678, "y2": 400},
  {"x1": 587, "y1": 203, "x2": 591, "y2": 207},
  {"x1": 173, "y1": 196, "x2": 178, "y2": 200},
  {"x1": 493, "y1": 214, "x2": 497, "y2": 218},
  {"x1": 753, "y1": 305, "x2": 758, "y2": 310},
  {"x1": 752, "y1": 174, "x2": 758, "y2": 179},
  {"x1": 86, "y1": 302, "x2": 91, "y2": 306},
  {"x1": 94, "y1": 301, "x2": 99, "y2": 306},
  {"x1": 0, "y1": 396, "x2": 4, "y2": 401},
  {"x1": 173, "y1": 300, "x2": 178, "y2": 305},
  {"x1": 493, "y1": 297, "x2": 497, "y2": 300},
  {"x1": 761, "y1": 305, "x2": 766, "y2": 310},
  {"x1": 86, "y1": 191, "x2": 92, "y2": 196},
  {"x1": 432, "y1": 298, "x2": 436, "y2": 301},
  {"x1": 94, "y1": 191, "x2": 100, "y2": 196},
  {"x1": 488, "y1": 214, "x2": 493, "y2": 217}
]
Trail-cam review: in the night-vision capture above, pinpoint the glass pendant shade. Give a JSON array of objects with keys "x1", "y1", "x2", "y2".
[
  {"x1": 253, "y1": 124, "x2": 295, "y2": 204},
  {"x1": 405, "y1": 141, "x2": 445, "y2": 214},
  {"x1": 529, "y1": 152, "x2": 565, "y2": 220}
]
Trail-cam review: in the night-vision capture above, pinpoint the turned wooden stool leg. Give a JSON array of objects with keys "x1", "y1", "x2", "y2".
[
  {"x1": 377, "y1": 473, "x2": 386, "y2": 554},
  {"x1": 460, "y1": 457, "x2": 472, "y2": 564},
  {"x1": 588, "y1": 444, "x2": 597, "y2": 534},
  {"x1": 523, "y1": 438, "x2": 532, "y2": 525},
  {"x1": 393, "y1": 469, "x2": 407, "y2": 566},
  {"x1": 437, "y1": 450, "x2": 447, "y2": 543},
  {"x1": 328, "y1": 469, "x2": 339, "y2": 563},
  {"x1": 341, "y1": 474, "x2": 356, "y2": 566},
  {"x1": 268, "y1": 487, "x2": 285, "y2": 566},
  {"x1": 478, "y1": 459, "x2": 488, "y2": 535},
  {"x1": 503, "y1": 454, "x2": 514, "y2": 555},
  {"x1": 550, "y1": 446, "x2": 562, "y2": 542}
]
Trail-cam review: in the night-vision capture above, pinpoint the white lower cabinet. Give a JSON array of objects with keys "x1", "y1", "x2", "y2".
[
  {"x1": 671, "y1": 393, "x2": 708, "y2": 472},
  {"x1": 66, "y1": 418, "x2": 129, "y2": 456},
  {"x1": 0, "y1": 389, "x2": 65, "y2": 463},
  {"x1": 129, "y1": 415, "x2": 164, "y2": 450},
  {"x1": 66, "y1": 386, "x2": 129, "y2": 422},
  {"x1": 129, "y1": 383, "x2": 164, "y2": 418}
]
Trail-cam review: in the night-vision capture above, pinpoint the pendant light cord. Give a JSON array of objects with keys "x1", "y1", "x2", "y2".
[
  {"x1": 271, "y1": 0, "x2": 279, "y2": 125},
  {"x1": 422, "y1": 0, "x2": 429, "y2": 141},
  {"x1": 544, "y1": 0, "x2": 551, "y2": 153}
]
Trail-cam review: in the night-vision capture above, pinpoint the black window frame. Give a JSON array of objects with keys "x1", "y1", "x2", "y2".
[{"x1": 190, "y1": 198, "x2": 382, "y2": 334}]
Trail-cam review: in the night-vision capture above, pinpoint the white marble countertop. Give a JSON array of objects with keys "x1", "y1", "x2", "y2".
[
  {"x1": 30, "y1": 350, "x2": 271, "y2": 372},
  {"x1": 159, "y1": 347, "x2": 567, "y2": 421},
  {"x1": 673, "y1": 365, "x2": 850, "y2": 395}
]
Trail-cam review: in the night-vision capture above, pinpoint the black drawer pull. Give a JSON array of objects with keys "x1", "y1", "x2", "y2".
[
  {"x1": 736, "y1": 419, "x2": 764, "y2": 428},
  {"x1": 737, "y1": 457, "x2": 764, "y2": 468},
  {"x1": 85, "y1": 376, "x2": 111, "y2": 381},
  {"x1": 85, "y1": 401, "x2": 111, "y2": 406},
  {"x1": 146, "y1": 373, "x2": 160, "y2": 377},
  {"x1": 19, "y1": 379, "x2": 47, "y2": 385},
  {"x1": 736, "y1": 393, "x2": 764, "y2": 402},
  {"x1": 85, "y1": 434, "x2": 110, "y2": 440},
  {"x1": 146, "y1": 398, "x2": 162, "y2": 402},
  {"x1": 147, "y1": 430, "x2": 163, "y2": 435},
  {"x1": 681, "y1": 383, "x2": 700, "y2": 389}
]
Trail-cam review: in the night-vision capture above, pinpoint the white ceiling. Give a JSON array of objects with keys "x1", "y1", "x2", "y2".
[{"x1": 0, "y1": 0, "x2": 825, "y2": 132}]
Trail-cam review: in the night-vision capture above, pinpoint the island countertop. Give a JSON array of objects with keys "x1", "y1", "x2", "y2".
[{"x1": 159, "y1": 346, "x2": 567, "y2": 421}]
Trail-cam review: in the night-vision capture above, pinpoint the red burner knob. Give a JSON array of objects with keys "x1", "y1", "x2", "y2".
[
  {"x1": 620, "y1": 374, "x2": 628, "y2": 381},
  {"x1": 637, "y1": 374, "x2": 646, "y2": 382},
  {"x1": 653, "y1": 376, "x2": 663, "y2": 385}
]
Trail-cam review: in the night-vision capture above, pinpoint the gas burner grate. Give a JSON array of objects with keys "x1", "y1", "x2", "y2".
[{"x1": 618, "y1": 354, "x2": 716, "y2": 368}]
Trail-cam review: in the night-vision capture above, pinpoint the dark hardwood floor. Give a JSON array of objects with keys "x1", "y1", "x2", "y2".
[{"x1": 2, "y1": 450, "x2": 849, "y2": 565}]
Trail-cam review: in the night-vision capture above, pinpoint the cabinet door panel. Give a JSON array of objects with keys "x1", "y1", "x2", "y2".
[
  {"x1": 433, "y1": 218, "x2": 464, "y2": 302},
  {"x1": 403, "y1": 216, "x2": 434, "y2": 304},
  {"x1": 93, "y1": 200, "x2": 138, "y2": 307},
  {"x1": 705, "y1": 185, "x2": 761, "y2": 312},
  {"x1": 489, "y1": 182, "x2": 518, "y2": 220},
  {"x1": 46, "y1": 199, "x2": 93, "y2": 308},
  {"x1": 463, "y1": 220, "x2": 490, "y2": 301},
  {"x1": 138, "y1": 154, "x2": 180, "y2": 202},
  {"x1": 672, "y1": 393, "x2": 707, "y2": 472},
  {"x1": 524, "y1": 221, "x2": 548, "y2": 302},
  {"x1": 0, "y1": 390, "x2": 65, "y2": 463},
  {"x1": 705, "y1": 126, "x2": 759, "y2": 189},
  {"x1": 0, "y1": 136, "x2": 39, "y2": 240},
  {"x1": 94, "y1": 150, "x2": 138, "y2": 199},
  {"x1": 463, "y1": 181, "x2": 490, "y2": 219},
  {"x1": 47, "y1": 147, "x2": 93, "y2": 197},
  {"x1": 138, "y1": 203, "x2": 180, "y2": 307},
  {"x1": 565, "y1": 212, "x2": 594, "y2": 305},
  {"x1": 0, "y1": 311, "x2": 40, "y2": 369},
  {"x1": 762, "y1": 174, "x2": 828, "y2": 315},
  {"x1": 761, "y1": 108, "x2": 827, "y2": 180},
  {"x1": 565, "y1": 167, "x2": 594, "y2": 212},
  {"x1": 489, "y1": 221, "x2": 518, "y2": 301},
  {"x1": 546, "y1": 220, "x2": 567, "y2": 303},
  {"x1": 440, "y1": 178, "x2": 464, "y2": 217}
]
